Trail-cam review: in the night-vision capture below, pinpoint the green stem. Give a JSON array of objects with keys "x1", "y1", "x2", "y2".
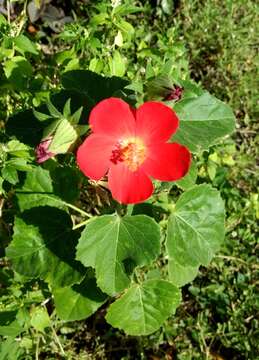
[
  {"x1": 63, "y1": 201, "x2": 93, "y2": 218},
  {"x1": 72, "y1": 218, "x2": 93, "y2": 230},
  {"x1": 50, "y1": 322, "x2": 65, "y2": 356},
  {"x1": 126, "y1": 204, "x2": 134, "y2": 216},
  {"x1": 35, "y1": 334, "x2": 40, "y2": 360}
]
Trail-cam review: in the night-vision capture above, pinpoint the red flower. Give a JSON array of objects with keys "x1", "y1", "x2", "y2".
[{"x1": 77, "y1": 98, "x2": 191, "y2": 204}]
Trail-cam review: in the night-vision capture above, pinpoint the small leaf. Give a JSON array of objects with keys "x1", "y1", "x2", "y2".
[
  {"x1": 63, "y1": 98, "x2": 71, "y2": 118},
  {"x1": 113, "y1": 4, "x2": 143, "y2": 16},
  {"x1": 70, "y1": 106, "x2": 83, "y2": 125},
  {"x1": 14, "y1": 34, "x2": 38, "y2": 55},
  {"x1": 109, "y1": 50, "x2": 126, "y2": 77},
  {"x1": 46, "y1": 101, "x2": 63, "y2": 118},
  {"x1": 114, "y1": 31, "x2": 123, "y2": 47},
  {"x1": 172, "y1": 92, "x2": 236, "y2": 152},
  {"x1": 161, "y1": 0, "x2": 173, "y2": 15},
  {"x1": 207, "y1": 161, "x2": 217, "y2": 180},
  {"x1": 6, "y1": 140, "x2": 31, "y2": 158},
  {"x1": 76, "y1": 215, "x2": 160, "y2": 295},
  {"x1": 4, "y1": 56, "x2": 33, "y2": 90},
  {"x1": 106, "y1": 279, "x2": 181, "y2": 335},
  {"x1": 115, "y1": 19, "x2": 135, "y2": 36},
  {"x1": 33, "y1": 109, "x2": 52, "y2": 122},
  {"x1": 166, "y1": 184, "x2": 225, "y2": 286},
  {"x1": 2, "y1": 165, "x2": 18, "y2": 185},
  {"x1": 53, "y1": 276, "x2": 107, "y2": 321},
  {"x1": 30, "y1": 307, "x2": 50, "y2": 332},
  {"x1": 89, "y1": 58, "x2": 103, "y2": 73}
]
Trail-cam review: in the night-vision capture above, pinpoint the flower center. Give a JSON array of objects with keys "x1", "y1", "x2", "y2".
[{"x1": 110, "y1": 138, "x2": 146, "y2": 171}]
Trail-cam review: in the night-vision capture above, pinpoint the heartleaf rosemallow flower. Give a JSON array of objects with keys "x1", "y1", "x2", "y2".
[{"x1": 77, "y1": 98, "x2": 191, "y2": 204}]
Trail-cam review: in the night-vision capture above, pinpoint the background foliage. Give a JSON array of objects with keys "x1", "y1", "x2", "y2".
[{"x1": 0, "y1": 0, "x2": 258, "y2": 359}]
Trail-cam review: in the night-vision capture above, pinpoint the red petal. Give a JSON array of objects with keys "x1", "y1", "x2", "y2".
[
  {"x1": 77, "y1": 134, "x2": 115, "y2": 180},
  {"x1": 108, "y1": 163, "x2": 154, "y2": 204},
  {"x1": 89, "y1": 98, "x2": 135, "y2": 139},
  {"x1": 136, "y1": 102, "x2": 179, "y2": 145},
  {"x1": 142, "y1": 143, "x2": 191, "y2": 181}
]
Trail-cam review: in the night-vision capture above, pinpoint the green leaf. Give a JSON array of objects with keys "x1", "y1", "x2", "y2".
[
  {"x1": 53, "y1": 276, "x2": 107, "y2": 321},
  {"x1": 89, "y1": 58, "x2": 104, "y2": 73},
  {"x1": 115, "y1": 19, "x2": 135, "y2": 36},
  {"x1": 13, "y1": 34, "x2": 38, "y2": 55},
  {"x1": 0, "y1": 338, "x2": 23, "y2": 360},
  {"x1": 109, "y1": 50, "x2": 126, "y2": 77},
  {"x1": 113, "y1": 4, "x2": 143, "y2": 16},
  {"x1": 173, "y1": 92, "x2": 236, "y2": 152},
  {"x1": 0, "y1": 14, "x2": 7, "y2": 24},
  {"x1": 114, "y1": 30, "x2": 123, "y2": 47},
  {"x1": 168, "y1": 260, "x2": 199, "y2": 288},
  {"x1": 106, "y1": 279, "x2": 181, "y2": 335},
  {"x1": 6, "y1": 158, "x2": 32, "y2": 171},
  {"x1": 63, "y1": 98, "x2": 71, "y2": 118},
  {"x1": 0, "y1": 311, "x2": 23, "y2": 337},
  {"x1": 30, "y1": 307, "x2": 50, "y2": 332},
  {"x1": 175, "y1": 161, "x2": 198, "y2": 190},
  {"x1": 2, "y1": 165, "x2": 18, "y2": 185},
  {"x1": 48, "y1": 119, "x2": 78, "y2": 154},
  {"x1": 161, "y1": 0, "x2": 174, "y2": 15},
  {"x1": 61, "y1": 70, "x2": 129, "y2": 105},
  {"x1": 46, "y1": 101, "x2": 63, "y2": 118},
  {"x1": 4, "y1": 56, "x2": 33, "y2": 90},
  {"x1": 6, "y1": 140, "x2": 31, "y2": 158},
  {"x1": 70, "y1": 106, "x2": 83, "y2": 125},
  {"x1": 50, "y1": 165, "x2": 81, "y2": 203},
  {"x1": 6, "y1": 207, "x2": 85, "y2": 287},
  {"x1": 90, "y1": 13, "x2": 108, "y2": 26},
  {"x1": 76, "y1": 215, "x2": 160, "y2": 295},
  {"x1": 6, "y1": 109, "x2": 44, "y2": 147},
  {"x1": 166, "y1": 184, "x2": 225, "y2": 286},
  {"x1": 16, "y1": 167, "x2": 65, "y2": 212}
]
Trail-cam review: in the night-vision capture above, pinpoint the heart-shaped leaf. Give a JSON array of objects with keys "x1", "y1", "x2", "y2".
[
  {"x1": 76, "y1": 215, "x2": 160, "y2": 295},
  {"x1": 16, "y1": 166, "x2": 80, "y2": 211},
  {"x1": 173, "y1": 92, "x2": 235, "y2": 152},
  {"x1": 53, "y1": 276, "x2": 107, "y2": 321},
  {"x1": 106, "y1": 279, "x2": 181, "y2": 335},
  {"x1": 166, "y1": 184, "x2": 225, "y2": 286},
  {"x1": 6, "y1": 207, "x2": 85, "y2": 287}
]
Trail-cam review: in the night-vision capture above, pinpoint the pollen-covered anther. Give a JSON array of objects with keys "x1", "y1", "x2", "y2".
[{"x1": 110, "y1": 138, "x2": 147, "y2": 171}]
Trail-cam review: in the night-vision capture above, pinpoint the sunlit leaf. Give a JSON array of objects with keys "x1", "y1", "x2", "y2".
[
  {"x1": 106, "y1": 279, "x2": 181, "y2": 335},
  {"x1": 76, "y1": 215, "x2": 160, "y2": 295},
  {"x1": 173, "y1": 92, "x2": 236, "y2": 152},
  {"x1": 166, "y1": 184, "x2": 225, "y2": 286}
]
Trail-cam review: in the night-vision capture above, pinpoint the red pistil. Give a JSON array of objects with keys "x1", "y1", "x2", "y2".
[
  {"x1": 110, "y1": 143, "x2": 125, "y2": 164},
  {"x1": 110, "y1": 139, "x2": 146, "y2": 171}
]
